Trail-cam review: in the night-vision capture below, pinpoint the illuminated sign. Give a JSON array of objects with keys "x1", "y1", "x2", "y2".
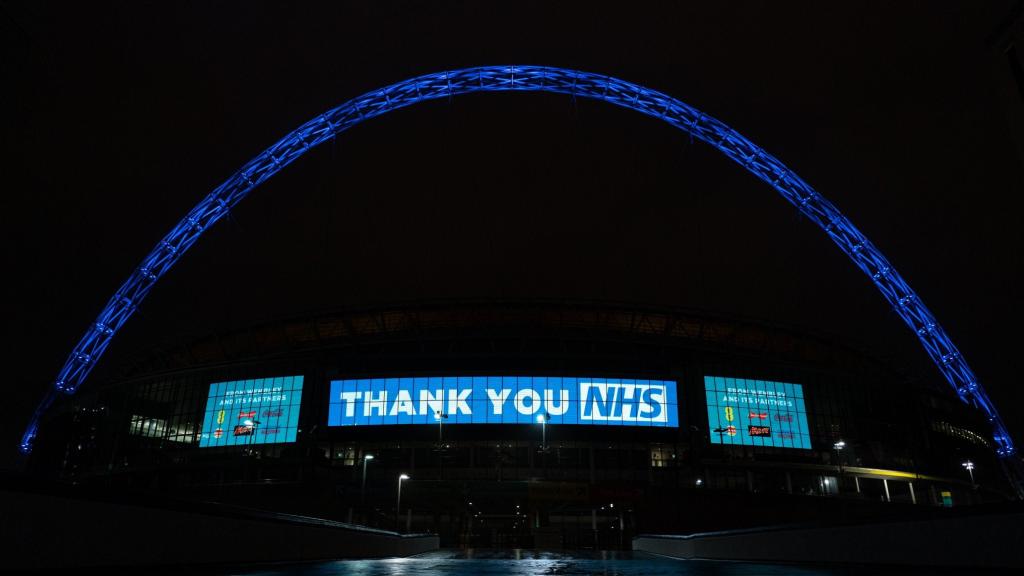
[
  {"x1": 199, "y1": 376, "x2": 303, "y2": 447},
  {"x1": 941, "y1": 491, "x2": 953, "y2": 507},
  {"x1": 705, "y1": 376, "x2": 810, "y2": 448},
  {"x1": 327, "y1": 376, "x2": 678, "y2": 427}
]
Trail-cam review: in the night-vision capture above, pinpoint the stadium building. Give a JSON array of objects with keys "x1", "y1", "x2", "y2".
[{"x1": 29, "y1": 299, "x2": 1010, "y2": 548}]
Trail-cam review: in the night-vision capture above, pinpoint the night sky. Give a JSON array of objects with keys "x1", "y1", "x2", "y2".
[{"x1": 3, "y1": 1, "x2": 1022, "y2": 467}]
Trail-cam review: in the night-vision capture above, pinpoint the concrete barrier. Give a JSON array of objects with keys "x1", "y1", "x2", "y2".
[
  {"x1": 634, "y1": 512, "x2": 1024, "y2": 569},
  {"x1": 2, "y1": 489, "x2": 439, "y2": 570}
]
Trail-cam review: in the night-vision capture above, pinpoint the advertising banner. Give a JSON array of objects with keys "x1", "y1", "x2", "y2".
[
  {"x1": 199, "y1": 376, "x2": 303, "y2": 447},
  {"x1": 705, "y1": 376, "x2": 811, "y2": 448},
  {"x1": 327, "y1": 376, "x2": 678, "y2": 427}
]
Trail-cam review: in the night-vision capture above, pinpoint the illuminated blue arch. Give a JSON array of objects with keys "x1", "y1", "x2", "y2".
[{"x1": 20, "y1": 65, "x2": 1015, "y2": 458}]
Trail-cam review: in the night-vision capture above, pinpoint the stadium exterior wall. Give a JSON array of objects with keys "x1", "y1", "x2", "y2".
[{"x1": 29, "y1": 301, "x2": 1009, "y2": 547}]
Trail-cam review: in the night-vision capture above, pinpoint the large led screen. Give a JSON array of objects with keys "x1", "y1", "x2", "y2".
[
  {"x1": 704, "y1": 376, "x2": 810, "y2": 448},
  {"x1": 199, "y1": 376, "x2": 303, "y2": 447},
  {"x1": 327, "y1": 376, "x2": 678, "y2": 427}
]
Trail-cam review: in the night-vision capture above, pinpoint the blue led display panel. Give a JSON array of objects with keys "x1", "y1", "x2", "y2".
[
  {"x1": 199, "y1": 376, "x2": 303, "y2": 447},
  {"x1": 327, "y1": 377, "x2": 678, "y2": 427},
  {"x1": 705, "y1": 376, "x2": 811, "y2": 449}
]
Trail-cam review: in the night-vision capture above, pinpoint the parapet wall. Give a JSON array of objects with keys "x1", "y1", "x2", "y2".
[
  {"x1": 2, "y1": 489, "x2": 438, "y2": 570},
  {"x1": 633, "y1": 511, "x2": 1024, "y2": 569}
]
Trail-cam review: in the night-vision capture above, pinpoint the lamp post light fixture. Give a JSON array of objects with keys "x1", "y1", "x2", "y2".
[
  {"x1": 361, "y1": 454, "x2": 374, "y2": 502},
  {"x1": 396, "y1": 473, "x2": 410, "y2": 531},
  {"x1": 537, "y1": 413, "x2": 549, "y2": 449},
  {"x1": 962, "y1": 460, "x2": 975, "y2": 487}
]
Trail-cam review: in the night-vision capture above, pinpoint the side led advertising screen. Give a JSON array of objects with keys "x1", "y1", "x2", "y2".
[
  {"x1": 327, "y1": 376, "x2": 678, "y2": 427},
  {"x1": 704, "y1": 376, "x2": 810, "y2": 448},
  {"x1": 199, "y1": 376, "x2": 303, "y2": 447}
]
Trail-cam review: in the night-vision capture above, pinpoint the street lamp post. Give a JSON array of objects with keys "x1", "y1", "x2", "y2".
[
  {"x1": 713, "y1": 427, "x2": 727, "y2": 444},
  {"x1": 244, "y1": 419, "x2": 261, "y2": 484},
  {"x1": 245, "y1": 419, "x2": 261, "y2": 456},
  {"x1": 435, "y1": 411, "x2": 448, "y2": 444},
  {"x1": 396, "y1": 473, "x2": 410, "y2": 532},
  {"x1": 361, "y1": 454, "x2": 374, "y2": 503},
  {"x1": 832, "y1": 440, "x2": 846, "y2": 495},
  {"x1": 962, "y1": 460, "x2": 975, "y2": 487},
  {"x1": 537, "y1": 413, "x2": 548, "y2": 449},
  {"x1": 832, "y1": 440, "x2": 846, "y2": 469},
  {"x1": 245, "y1": 419, "x2": 260, "y2": 442}
]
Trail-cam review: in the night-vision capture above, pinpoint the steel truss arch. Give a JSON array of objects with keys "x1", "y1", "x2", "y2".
[{"x1": 19, "y1": 65, "x2": 1016, "y2": 459}]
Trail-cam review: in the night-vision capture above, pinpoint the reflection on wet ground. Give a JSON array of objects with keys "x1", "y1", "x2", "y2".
[{"x1": 175, "y1": 549, "x2": 998, "y2": 576}]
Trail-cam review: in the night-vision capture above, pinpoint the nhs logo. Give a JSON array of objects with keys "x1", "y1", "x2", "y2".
[{"x1": 579, "y1": 382, "x2": 670, "y2": 424}]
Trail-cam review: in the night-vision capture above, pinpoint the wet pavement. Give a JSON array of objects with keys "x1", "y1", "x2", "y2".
[{"x1": 180, "y1": 549, "x2": 998, "y2": 575}]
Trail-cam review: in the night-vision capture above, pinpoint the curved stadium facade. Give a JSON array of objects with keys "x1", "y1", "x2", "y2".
[{"x1": 36, "y1": 300, "x2": 1010, "y2": 548}]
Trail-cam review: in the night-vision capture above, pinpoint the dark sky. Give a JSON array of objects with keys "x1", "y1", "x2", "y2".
[{"x1": 3, "y1": 1, "x2": 1023, "y2": 466}]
